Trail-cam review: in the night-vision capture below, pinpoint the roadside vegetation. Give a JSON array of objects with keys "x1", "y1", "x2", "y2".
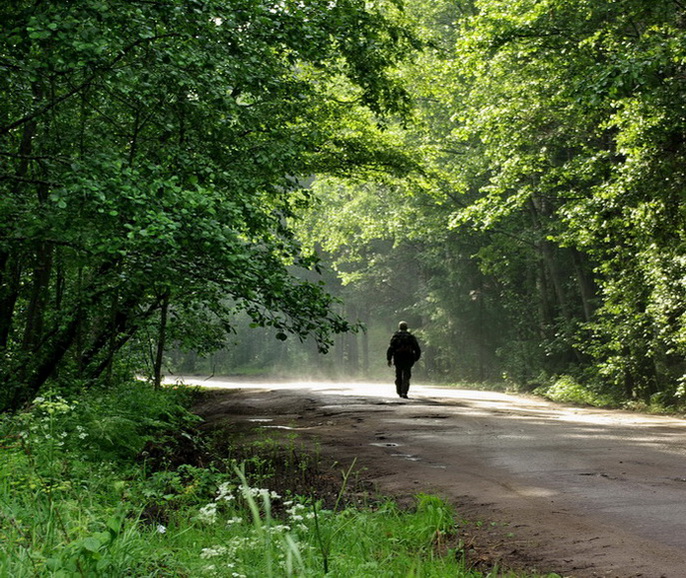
[{"x1": 0, "y1": 381, "x2": 561, "y2": 577}]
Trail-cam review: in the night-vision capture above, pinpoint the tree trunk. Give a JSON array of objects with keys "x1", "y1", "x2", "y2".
[
  {"x1": 21, "y1": 241, "x2": 53, "y2": 354},
  {"x1": 81, "y1": 294, "x2": 161, "y2": 381},
  {"x1": 153, "y1": 292, "x2": 170, "y2": 390},
  {"x1": 7, "y1": 311, "x2": 83, "y2": 411},
  {"x1": 0, "y1": 254, "x2": 21, "y2": 350},
  {"x1": 571, "y1": 248, "x2": 597, "y2": 322},
  {"x1": 529, "y1": 197, "x2": 569, "y2": 321}
]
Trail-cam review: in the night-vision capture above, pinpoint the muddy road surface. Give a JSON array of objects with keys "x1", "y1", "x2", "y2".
[{"x1": 184, "y1": 377, "x2": 686, "y2": 577}]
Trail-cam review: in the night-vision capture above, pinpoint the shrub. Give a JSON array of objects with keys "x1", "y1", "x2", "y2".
[{"x1": 536, "y1": 375, "x2": 615, "y2": 407}]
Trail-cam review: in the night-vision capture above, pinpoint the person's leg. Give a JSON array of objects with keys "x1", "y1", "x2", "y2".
[
  {"x1": 399, "y1": 366, "x2": 411, "y2": 398},
  {"x1": 394, "y1": 365, "x2": 403, "y2": 396}
]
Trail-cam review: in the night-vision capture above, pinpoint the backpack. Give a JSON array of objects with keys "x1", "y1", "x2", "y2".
[{"x1": 392, "y1": 332, "x2": 415, "y2": 356}]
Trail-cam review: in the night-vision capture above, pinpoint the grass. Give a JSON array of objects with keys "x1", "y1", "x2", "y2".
[{"x1": 0, "y1": 380, "x2": 558, "y2": 577}]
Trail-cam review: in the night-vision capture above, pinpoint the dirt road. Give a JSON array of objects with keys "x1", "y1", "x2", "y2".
[{"x1": 186, "y1": 377, "x2": 686, "y2": 577}]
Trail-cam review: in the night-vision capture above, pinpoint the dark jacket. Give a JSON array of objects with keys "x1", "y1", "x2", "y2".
[{"x1": 386, "y1": 330, "x2": 421, "y2": 366}]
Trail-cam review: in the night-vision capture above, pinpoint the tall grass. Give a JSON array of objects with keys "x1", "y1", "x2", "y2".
[{"x1": 0, "y1": 381, "x2": 553, "y2": 577}]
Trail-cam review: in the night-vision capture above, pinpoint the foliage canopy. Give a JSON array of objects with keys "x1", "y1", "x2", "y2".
[
  {"x1": 0, "y1": 0, "x2": 418, "y2": 410},
  {"x1": 299, "y1": 0, "x2": 686, "y2": 405}
]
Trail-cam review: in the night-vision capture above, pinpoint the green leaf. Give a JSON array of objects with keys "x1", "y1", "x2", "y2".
[{"x1": 81, "y1": 537, "x2": 102, "y2": 552}]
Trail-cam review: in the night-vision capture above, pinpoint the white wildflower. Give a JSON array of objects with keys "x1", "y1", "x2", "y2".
[
  {"x1": 197, "y1": 503, "x2": 218, "y2": 524},
  {"x1": 269, "y1": 524, "x2": 291, "y2": 534},
  {"x1": 216, "y1": 482, "x2": 235, "y2": 503},
  {"x1": 238, "y1": 484, "x2": 280, "y2": 501},
  {"x1": 200, "y1": 546, "x2": 228, "y2": 559}
]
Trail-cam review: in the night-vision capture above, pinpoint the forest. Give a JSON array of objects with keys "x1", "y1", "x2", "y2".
[{"x1": 3, "y1": 0, "x2": 686, "y2": 411}]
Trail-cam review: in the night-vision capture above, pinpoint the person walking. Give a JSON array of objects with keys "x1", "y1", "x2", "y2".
[{"x1": 386, "y1": 321, "x2": 421, "y2": 399}]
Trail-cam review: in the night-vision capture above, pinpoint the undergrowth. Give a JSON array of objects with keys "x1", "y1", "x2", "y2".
[
  {"x1": 0, "y1": 380, "x2": 557, "y2": 577},
  {"x1": 534, "y1": 375, "x2": 618, "y2": 407}
]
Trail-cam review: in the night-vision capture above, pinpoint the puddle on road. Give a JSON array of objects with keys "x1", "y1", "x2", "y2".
[
  {"x1": 496, "y1": 433, "x2": 533, "y2": 440},
  {"x1": 247, "y1": 419, "x2": 300, "y2": 431},
  {"x1": 391, "y1": 453, "x2": 421, "y2": 462},
  {"x1": 370, "y1": 441, "x2": 450, "y2": 469},
  {"x1": 383, "y1": 417, "x2": 456, "y2": 428}
]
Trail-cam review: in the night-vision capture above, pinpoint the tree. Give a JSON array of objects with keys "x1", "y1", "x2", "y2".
[
  {"x1": 300, "y1": 0, "x2": 686, "y2": 402},
  {"x1": 416, "y1": 0, "x2": 686, "y2": 398},
  {"x1": 0, "y1": 0, "x2": 419, "y2": 410}
]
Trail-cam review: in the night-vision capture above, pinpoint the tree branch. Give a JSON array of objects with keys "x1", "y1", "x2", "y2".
[{"x1": 0, "y1": 33, "x2": 181, "y2": 137}]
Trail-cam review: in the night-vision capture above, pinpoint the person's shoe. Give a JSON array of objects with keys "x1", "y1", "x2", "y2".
[{"x1": 401, "y1": 394, "x2": 408, "y2": 399}]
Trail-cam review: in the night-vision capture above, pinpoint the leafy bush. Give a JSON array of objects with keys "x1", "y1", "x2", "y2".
[
  {"x1": 535, "y1": 375, "x2": 616, "y2": 407},
  {"x1": 6, "y1": 381, "x2": 202, "y2": 465}
]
